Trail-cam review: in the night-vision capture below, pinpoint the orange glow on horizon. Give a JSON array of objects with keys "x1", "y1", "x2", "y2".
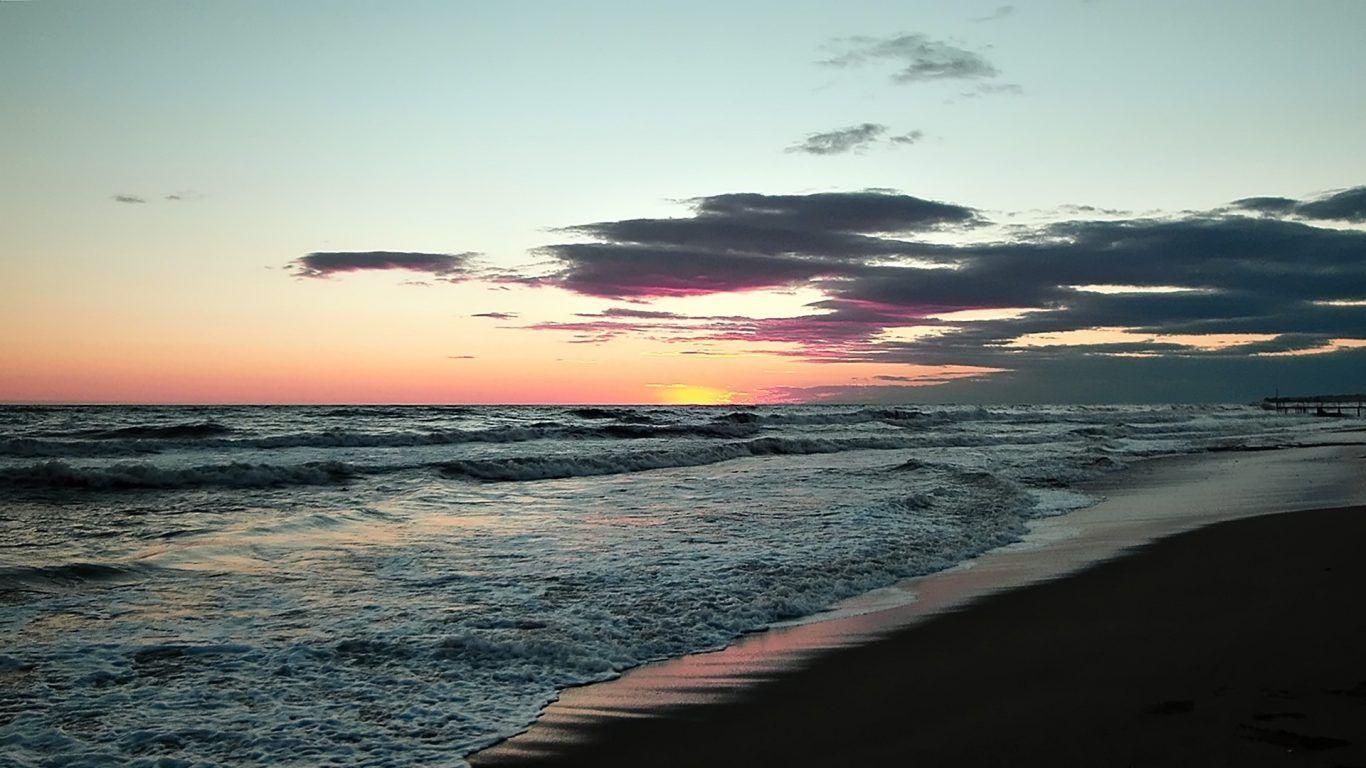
[
  {"x1": 1009, "y1": 327, "x2": 1279, "y2": 351},
  {"x1": 1258, "y1": 338, "x2": 1366, "y2": 357}
]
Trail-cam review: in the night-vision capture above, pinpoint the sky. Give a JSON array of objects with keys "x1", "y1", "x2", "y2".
[{"x1": 2, "y1": 0, "x2": 1364, "y2": 404}]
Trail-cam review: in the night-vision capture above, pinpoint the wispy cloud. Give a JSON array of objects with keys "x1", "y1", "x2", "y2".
[
  {"x1": 962, "y1": 82, "x2": 1023, "y2": 97},
  {"x1": 971, "y1": 5, "x2": 1015, "y2": 23},
  {"x1": 787, "y1": 124, "x2": 926, "y2": 154},
  {"x1": 582, "y1": 308, "x2": 689, "y2": 319},
  {"x1": 821, "y1": 33, "x2": 999, "y2": 83},
  {"x1": 113, "y1": 191, "x2": 205, "y2": 204},
  {"x1": 889, "y1": 130, "x2": 925, "y2": 145},
  {"x1": 787, "y1": 123, "x2": 887, "y2": 155}
]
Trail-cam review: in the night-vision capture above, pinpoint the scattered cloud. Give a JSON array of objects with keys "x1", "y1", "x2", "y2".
[
  {"x1": 889, "y1": 130, "x2": 925, "y2": 146},
  {"x1": 288, "y1": 251, "x2": 478, "y2": 279},
  {"x1": 787, "y1": 124, "x2": 927, "y2": 155},
  {"x1": 471, "y1": 311, "x2": 519, "y2": 320},
  {"x1": 964, "y1": 82, "x2": 1023, "y2": 97},
  {"x1": 447, "y1": 355, "x2": 476, "y2": 360},
  {"x1": 1057, "y1": 204, "x2": 1131, "y2": 216},
  {"x1": 787, "y1": 123, "x2": 887, "y2": 155},
  {"x1": 113, "y1": 191, "x2": 205, "y2": 204},
  {"x1": 820, "y1": 33, "x2": 999, "y2": 84},
  {"x1": 971, "y1": 5, "x2": 1015, "y2": 23},
  {"x1": 691, "y1": 191, "x2": 977, "y2": 232},
  {"x1": 1231, "y1": 186, "x2": 1366, "y2": 223},
  {"x1": 580, "y1": 308, "x2": 689, "y2": 319},
  {"x1": 1229, "y1": 196, "x2": 1297, "y2": 215}
]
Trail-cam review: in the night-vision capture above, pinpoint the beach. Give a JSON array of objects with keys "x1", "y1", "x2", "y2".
[
  {"x1": 7, "y1": 3, "x2": 1366, "y2": 764},
  {"x1": 474, "y1": 439, "x2": 1366, "y2": 767}
]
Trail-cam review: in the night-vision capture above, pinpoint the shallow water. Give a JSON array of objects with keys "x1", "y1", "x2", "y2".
[{"x1": 0, "y1": 404, "x2": 1341, "y2": 766}]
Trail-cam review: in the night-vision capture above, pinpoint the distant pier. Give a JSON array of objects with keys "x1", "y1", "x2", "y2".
[{"x1": 1262, "y1": 393, "x2": 1365, "y2": 417}]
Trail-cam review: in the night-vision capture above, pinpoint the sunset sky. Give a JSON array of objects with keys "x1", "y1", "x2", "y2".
[{"x1": 3, "y1": 0, "x2": 1364, "y2": 404}]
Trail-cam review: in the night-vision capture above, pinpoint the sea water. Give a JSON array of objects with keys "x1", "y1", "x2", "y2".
[{"x1": 0, "y1": 404, "x2": 1344, "y2": 766}]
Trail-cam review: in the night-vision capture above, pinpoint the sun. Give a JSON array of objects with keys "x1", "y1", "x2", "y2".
[{"x1": 649, "y1": 384, "x2": 742, "y2": 405}]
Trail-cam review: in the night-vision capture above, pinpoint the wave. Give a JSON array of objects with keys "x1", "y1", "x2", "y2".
[
  {"x1": 80, "y1": 422, "x2": 233, "y2": 440},
  {"x1": 710, "y1": 407, "x2": 927, "y2": 426},
  {"x1": 319, "y1": 405, "x2": 475, "y2": 418},
  {"x1": 3, "y1": 419, "x2": 1260, "y2": 491},
  {"x1": 0, "y1": 422, "x2": 763, "y2": 458},
  {"x1": 130, "y1": 643, "x2": 253, "y2": 663},
  {"x1": 0, "y1": 422, "x2": 231, "y2": 455},
  {"x1": 438, "y1": 435, "x2": 921, "y2": 482},
  {"x1": 0, "y1": 460, "x2": 361, "y2": 490},
  {"x1": 0, "y1": 430, "x2": 1052, "y2": 490},
  {"x1": 0, "y1": 438, "x2": 163, "y2": 458},
  {"x1": 0, "y1": 561, "x2": 156, "y2": 591},
  {"x1": 568, "y1": 407, "x2": 656, "y2": 424},
  {"x1": 0, "y1": 435, "x2": 930, "y2": 490}
]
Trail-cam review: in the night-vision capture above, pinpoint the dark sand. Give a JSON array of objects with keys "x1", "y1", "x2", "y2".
[{"x1": 473, "y1": 505, "x2": 1366, "y2": 767}]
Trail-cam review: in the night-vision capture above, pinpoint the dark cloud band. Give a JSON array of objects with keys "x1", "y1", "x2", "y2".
[
  {"x1": 540, "y1": 191, "x2": 978, "y2": 297},
  {"x1": 524, "y1": 185, "x2": 1365, "y2": 400},
  {"x1": 289, "y1": 251, "x2": 477, "y2": 279}
]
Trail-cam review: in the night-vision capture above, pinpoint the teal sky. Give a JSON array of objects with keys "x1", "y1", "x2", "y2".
[
  {"x1": 8, "y1": 1, "x2": 1365, "y2": 249},
  {"x1": 3, "y1": 1, "x2": 1364, "y2": 403}
]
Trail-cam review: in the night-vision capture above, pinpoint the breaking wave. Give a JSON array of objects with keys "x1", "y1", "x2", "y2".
[
  {"x1": 438, "y1": 435, "x2": 921, "y2": 482},
  {"x1": 0, "y1": 422, "x2": 765, "y2": 458},
  {"x1": 1, "y1": 435, "x2": 930, "y2": 490},
  {"x1": 0, "y1": 460, "x2": 361, "y2": 489},
  {"x1": 80, "y1": 422, "x2": 233, "y2": 440}
]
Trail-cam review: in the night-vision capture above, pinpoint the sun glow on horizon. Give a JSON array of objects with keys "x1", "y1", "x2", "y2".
[{"x1": 648, "y1": 384, "x2": 745, "y2": 405}]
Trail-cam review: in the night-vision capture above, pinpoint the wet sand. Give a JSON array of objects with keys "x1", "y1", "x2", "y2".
[{"x1": 473, "y1": 441, "x2": 1366, "y2": 767}]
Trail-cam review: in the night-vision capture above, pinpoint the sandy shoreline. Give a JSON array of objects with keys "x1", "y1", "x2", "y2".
[{"x1": 472, "y1": 437, "x2": 1366, "y2": 766}]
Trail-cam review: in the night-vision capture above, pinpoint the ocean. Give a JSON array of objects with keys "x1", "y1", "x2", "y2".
[{"x1": 0, "y1": 404, "x2": 1342, "y2": 766}]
